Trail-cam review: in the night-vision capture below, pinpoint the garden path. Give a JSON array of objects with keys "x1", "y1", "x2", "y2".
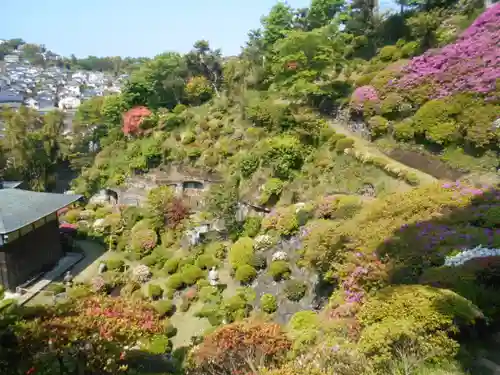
[{"x1": 326, "y1": 119, "x2": 438, "y2": 186}]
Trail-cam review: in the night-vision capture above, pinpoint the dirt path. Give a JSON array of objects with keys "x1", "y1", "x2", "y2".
[{"x1": 327, "y1": 119, "x2": 438, "y2": 186}]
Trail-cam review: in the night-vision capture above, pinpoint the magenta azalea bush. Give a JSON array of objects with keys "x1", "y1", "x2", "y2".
[
  {"x1": 396, "y1": 4, "x2": 500, "y2": 98},
  {"x1": 350, "y1": 85, "x2": 379, "y2": 112}
]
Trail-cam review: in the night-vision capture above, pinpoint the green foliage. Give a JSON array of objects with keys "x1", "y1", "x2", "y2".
[
  {"x1": 180, "y1": 264, "x2": 204, "y2": 286},
  {"x1": 164, "y1": 257, "x2": 180, "y2": 274},
  {"x1": 239, "y1": 153, "x2": 260, "y2": 178},
  {"x1": 105, "y1": 258, "x2": 125, "y2": 271},
  {"x1": 185, "y1": 76, "x2": 214, "y2": 105},
  {"x1": 393, "y1": 118, "x2": 415, "y2": 141},
  {"x1": 259, "y1": 178, "x2": 284, "y2": 205},
  {"x1": 378, "y1": 45, "x2": 401, "y2": 62},
  {"x1": 287, "y1": 310, "x2": 321, "y2": 351},
  {"x1": 153, "y1": 300, "x2": 175, "y2": 317},
  {"x1": 261, "y1": 135, "x2": 304, "y2": 179},
  {"x1": 166, "y1": 273, "x2": 184, "y2": 290},
  {"x1": 358, "y1": 285, "x2": 483, "y2": 368},
  {"x1": 235, "y1": 265, "x2": 258, "y2": 284},
  {"x1": 315, "y1": 195, "x2": 362, "y2": 220},
  {"x1": 260, "y1": 294, "x2": 278, "y2": 313},
  {"x1": 147, "y1": 283, "x2": 163, "y2": 300},
  {"x1": 284, "y1": 280, "x2": 307, "y2": 301},
  {"x1": 229, "y1": 237, "x2": 255, "y2": 270},
  {"x1": 205, "y1": 241, "x2": 227, "y2": 260},
  {"x1": 262, "y1": 207, "x2": 299, "y2": 236},
  {"x1": 268, "y1": 260, "x2": 291, "y2": 281},
  {"x1": 141, "y1": 253, "x2": 161, "y2": 267},
  {"x1": 367, "y1": 116, "x2": 389, "y2": 138},
  {"x1": 196, "y1": 254, "x2": 219, "y2": 270},
  {"x1": 335, "y1": 137, "x2": 355, "y2": 152},
  {"x1": 242, "y1": 216, "x2": 262, "y2": 238}
]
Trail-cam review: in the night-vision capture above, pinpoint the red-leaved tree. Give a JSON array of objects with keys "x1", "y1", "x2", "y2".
[{"x1": 122, "y1": 106, "x2": 152, "y2": 136}]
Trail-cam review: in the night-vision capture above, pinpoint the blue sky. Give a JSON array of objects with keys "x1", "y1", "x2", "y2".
[{"x1": 0, "y1": 0, "x2": 394, "y2": 58}]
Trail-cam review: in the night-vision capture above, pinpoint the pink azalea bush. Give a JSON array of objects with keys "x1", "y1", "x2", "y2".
[
  {"x1": 350, "y1": 85, "x2": 379, "y2": 112},
  {"x1": 396, "y1": 4, "x2": 500, "y2": 98}
]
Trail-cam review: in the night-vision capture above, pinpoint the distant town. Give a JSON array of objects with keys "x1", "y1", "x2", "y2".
[{"x1": 0, "y1": 38, "x2": 137, "y2": 135}]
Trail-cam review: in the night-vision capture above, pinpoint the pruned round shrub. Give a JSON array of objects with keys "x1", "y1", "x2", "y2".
[
  {"x1": 205, "y1": 241, "x2": 227, "y2": 259},
  {"x1": 141, "y1": 253, "x2": 160, "y2": 267},
  {"x1": 284, "y1": 280, "x2": 307, "y2": 301},
  {"x1": 378, "y1": 45, "x2": 401, "y2": 62},
  {"x1": 162, "y1": 320, "x2": 178, "y2": 337},
  {"x1": 268, "y1": 261, "x2": 291, "y2": 281},
  {"x1": 130, "y1": 229, "x2": 158, "y2": 254},
  {"x1": 154, "y1": 300, "x2": 174, "y2": 317},
  {"x1": 367, "y1": 116, "x2": 389, "y2": 138},
  {"x1": 235, "y1": 265, "x2": 257, "y2": 284},
  {"x1": 262, "y1": 208, "x2": 298, "y2": 237},
  {"x1": 180, "y1": 264, "x2": 204, "y2": 286},
  {"x1": 335, "y1": 138, "x2": 355, "y2": 152},
  {"x1": 259, "y1": 178, "x2": 284, "y2": 205},
  {"x1": 242, "y1": 216, "x2": 262, "y2": 238},
  {"x1": 393, "y1": 118, "x2": 415, "y2": 141},
  {"x1": 251, "y1": 253, "x2": 267, "y2": 270},
  {"x1": 166, "y1": 273, "x2": 184, "y2": 290},
  {"x1": 315, "y1": 195, "x2": 361, "y2": 220},
  {"x1": 196, "y1": 254, "x2": 219, "y2": 270},
  {"x1": 164, "y1": 257, "x2": 180, "y2": 274},
  {"x1": 358, "y1": 285, "x2": 483, "y2": 368},
  {"x1": 105, "y1": 258, "x2": 125, "y2": 272},
  {"x1": 229, "y1": 237, "x2": 255, "y2": 270},
  {"x1": 260, "y1": 294, "x2": 278, "y2": 313},
  {"x1": 327, "y1": 133, "x2": 347, "y2": 150},
  {"x1": 147, "y1": 283, "x2": 163, "y2": 300}
]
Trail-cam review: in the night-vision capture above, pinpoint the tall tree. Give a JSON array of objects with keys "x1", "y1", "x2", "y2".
[
  {"x1": 185, "y1": 40, "x2": 223, "y2": 97},
  {"x1": 261, "y1": 2, "x2": 295, "y2": 50},
  {"x1": 307, "y1": 0, "x2": 346, "y2": 30}
]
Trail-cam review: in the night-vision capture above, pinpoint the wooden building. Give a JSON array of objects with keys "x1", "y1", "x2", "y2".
[{"x1": 0, "y1": 183, "x2": 82, "y2": 291}]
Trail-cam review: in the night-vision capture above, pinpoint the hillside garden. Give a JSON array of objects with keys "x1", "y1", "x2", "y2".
[{"x1": 0, "y1": 1, "x2": 499, "y2": 374}]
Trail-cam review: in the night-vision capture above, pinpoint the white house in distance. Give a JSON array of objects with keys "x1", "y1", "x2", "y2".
[{"x1": 58, "y1": 97, "x2": 81, "y2": 110}]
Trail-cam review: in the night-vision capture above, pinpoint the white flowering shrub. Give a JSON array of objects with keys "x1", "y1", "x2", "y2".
[
  {"x1": 272, "y1": 251, "x2": 288, "y2": 262},
  {"x1": 444, "y1": 245, "x2": 500, "y2": 267},
  {"x1": 254, "y1": 235, "x2": 274, "y2": 251},
  {"x1": 132, "y1": 264, "x2": 152, "y2": 283},
  {"x1": 93, "y1": 218, "x2": 106, "y2": 231}
]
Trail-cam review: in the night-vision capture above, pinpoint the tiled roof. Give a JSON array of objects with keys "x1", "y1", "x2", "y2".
[{"x1": 0, "y1": 188, "x2": 82, "y2": 234}]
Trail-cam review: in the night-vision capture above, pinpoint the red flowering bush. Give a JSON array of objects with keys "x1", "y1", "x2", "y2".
[
  {"x1": 122, "y1": 106, "x2": 152, "y2": 136},
  {"x1": 190, "y1": 320, "x2": 291, "y2": 375},
  {"x1": 395, "y1": 4, "x2": 500, "y2": 98},
  {"x1": 14, "y1": 296, "x2": 164, "y2": 373}
]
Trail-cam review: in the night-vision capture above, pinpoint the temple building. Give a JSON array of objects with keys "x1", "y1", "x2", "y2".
[{"x1": 0, "y1": 181, "x2": 82, "y2": 291}]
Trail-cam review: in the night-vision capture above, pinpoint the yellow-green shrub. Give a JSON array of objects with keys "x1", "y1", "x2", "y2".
[
  {"x1": 229, "y1": 237, "x2": 254, "y2": 270},
  {"x1": 262, "y1": 208, "x2": 299, "y2": 236},
  {"x1": 367, "y1": 116, "x2": 389, "y2": 138},
  {"x1": 358, "y1": 285, "x2": 482, "y2": 368},
  {"x1": 393, "y1": 118, "x2": 415, "y2": 141}
]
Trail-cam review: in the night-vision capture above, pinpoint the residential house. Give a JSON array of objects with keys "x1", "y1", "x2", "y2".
[
  {"x1": 25, "y1": 97, "x2": 39, "y2": 109},
  {"x1": 0, "y1": 182, "x2": 82, "y2": 291},
  {"x1": 58, "y1": 96, "x2": 80, "y2": 110},
  {"x1": 4, "y1": 55, "x2": 20, "y2": 64}
]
